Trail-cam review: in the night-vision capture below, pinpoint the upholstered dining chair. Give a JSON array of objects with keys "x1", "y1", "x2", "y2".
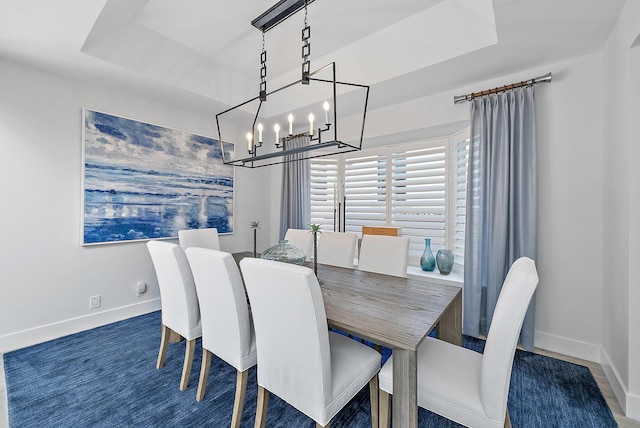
[
  {"x1": 239, "y1": 258, "x2": 381, "y2": 428},
  {"x1": 357, "y1": 234, "x2": 410, "y2": 278},
  {"x1": 378, "y1": 257, "x2": 539, "y2": 428},
  {"x1": 185, "y1": 248, "x2": 257, "y2": 427},
  {"x1": 146, "y1": 241, "x2": 202, "y2": 391},
  {"x1": 178, "y1": 227, "x2": 220, "y2": 251},
  {"x1": 284, "y1": 228, "x2": 314, "y2": 261},
  {"x1": 317, "y1": 231, "x2": 357, "y2": 269}
]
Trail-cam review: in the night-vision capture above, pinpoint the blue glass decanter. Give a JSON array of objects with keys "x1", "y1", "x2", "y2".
[{"x1": 420, "y1": 238, "x2": 436, "y2": 271}]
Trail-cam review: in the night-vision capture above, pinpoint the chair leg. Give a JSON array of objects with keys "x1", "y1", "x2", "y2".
[
  {"x1": 196, "y1": 349, "x2": 213, "y2": 401},
  {"x1": 156, "y1": 325, "x2": 170, "y2": 369},
  {"x1": 504, "y1": 408, "x2": 512, "y2": 428},
  {"x1": 369, "y1": 375, "x2": 379, "y2": 428},
  {"x1": 231, "y1": 369, "x2": 249, "y2": 428},
  {"x1": 379, "y1": 390, "x2": 391, "y2": 428},
  {"x1": 254, "y1": 385, "x2": 269, "y2": 428},
  {"x1": 180, "y1": 338, "x2": 196, "y2": 391},
  {"x1": 168, "y1": 329, "x2": 183, "y2": 343}
]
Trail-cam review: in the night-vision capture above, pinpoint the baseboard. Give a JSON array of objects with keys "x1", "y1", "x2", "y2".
[
  {"x1": 0, "y1": 299, "x2": 161, "y2": 354},
  {"x1": 601, "y1": 347, "x2": 628, "y2": 415},
  {"x1": 627, "y1": 389, "x2": 640, "y2": 421},
  {"x1": 533, "y1": 330, "x2": 601, "y2": 363}
]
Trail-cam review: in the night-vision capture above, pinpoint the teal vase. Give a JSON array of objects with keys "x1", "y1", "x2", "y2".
[
  {"x1": 436, "y1": 249, "x2": 454, "y2": 275},
  {"x1": 420, "y1": 238, "x2": 436, "y2": 271}
]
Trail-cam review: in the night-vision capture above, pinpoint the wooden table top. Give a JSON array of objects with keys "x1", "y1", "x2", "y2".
[
  {"x1": 233, "y1": 252, "x2": 461, "y2": 352},
  {"x1": 316, "y1": 263, "x2": 461, "y2": 351}
]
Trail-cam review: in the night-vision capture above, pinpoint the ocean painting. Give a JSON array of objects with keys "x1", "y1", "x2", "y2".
[{"x1": 82, "y1": 109, "x2": 234, "y2": 245}]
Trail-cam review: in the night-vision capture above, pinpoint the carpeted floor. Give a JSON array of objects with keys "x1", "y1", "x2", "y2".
[{"x1": 3, "y1": 311, "x2": 617, "y2": 427}]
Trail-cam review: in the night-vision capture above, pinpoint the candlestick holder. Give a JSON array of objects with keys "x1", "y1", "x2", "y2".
[
  {"x1": 248, "y1": 140, "x2": 264, "y2": 155},
  {"x1": 275, "y1": 123, "x2": 333, "y2": 150}
]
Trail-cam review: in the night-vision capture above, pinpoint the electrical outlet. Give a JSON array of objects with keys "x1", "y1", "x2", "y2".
[
  {"x1": 90, "y1": 295, "x2": 101, "y2": 309},
  {"x1": 136, "y1": 281, "x2": 146, "y2": 297}
]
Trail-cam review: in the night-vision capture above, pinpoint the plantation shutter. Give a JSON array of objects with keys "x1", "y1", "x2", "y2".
[
  {"x1": 453, "y1": 131, "x2": 470, "y2": 271},
  {"x1": 344, "y1": 153, "x2": 387, "y2": 235},
  {"x1": 310, "y1": 157, "x2": 338, "y2": 231},
  {"x1": 390, "y1": 141, "x2": 447, "y2": 262}
]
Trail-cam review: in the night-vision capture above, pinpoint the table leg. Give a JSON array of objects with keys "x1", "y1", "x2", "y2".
[
  {"x1": 436, "y1": 291, "x2": 462, "y2": 346},
  {"x1": 391, "y1": 349, "x2": 417, "y2": 428}
]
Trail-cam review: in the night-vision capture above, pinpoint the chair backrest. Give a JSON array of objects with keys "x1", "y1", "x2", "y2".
[
  {"x1": 178, "y1": 228, "x2": 220, "y2": 251},
  {"x1": 185, "y1": 247, "x2": 254, "y2": 371},
  {"x1": 357, "y1": 234, "x2": 409, "y2": 278},
  {"x1": 146, "y1": 241, "x2": 201, "y2": 339},
  {"x1": 239, "y1": 258, "x2": 331, "y2": 417},
  {"x1": 284, "y1": 228, "x2": 314, "y2": 261},
  {"x1": 317, "y1": 231, "x2": 357, "y2": 268},
  {"x1": 480, "y1": 257, "x2": 539, "y2": 421}
]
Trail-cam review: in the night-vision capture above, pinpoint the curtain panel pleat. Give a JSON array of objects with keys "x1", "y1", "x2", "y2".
[
  {"x1": 464, "y1": 87, "x2": 538, "y2": 350},
  {"x1": 279, "y1": 136, "x2": 311, "y2": 239}
]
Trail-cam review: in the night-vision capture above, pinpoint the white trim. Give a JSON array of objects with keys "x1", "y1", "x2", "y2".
[
  {"x1": 627, "y1": 390, "x2": 640, "y2": 422},
  {"x1": 0, "y1": 299, "x2": 161, "y2": 353},
  {"x1": 407, "y1": 265, "x2": 463, "y2": 286},
  {"x1": 601, "y1": 347, "x2": 628, "y2": 415},
  {"x1": 601, "y1": 347, "x2": 640, "y2": 421},
  {"x1": 533, "y1": 330, "x2": 601, "y2": 363}
]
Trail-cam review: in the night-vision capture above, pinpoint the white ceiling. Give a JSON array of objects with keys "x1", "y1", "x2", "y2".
[{"x1": 0, "y1": 0, "x2": 626, "y2": 114}]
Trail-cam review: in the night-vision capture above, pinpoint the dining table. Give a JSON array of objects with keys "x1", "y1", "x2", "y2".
[{"x1": 232, "y1": 252, "x2": 462, "y2": 428}]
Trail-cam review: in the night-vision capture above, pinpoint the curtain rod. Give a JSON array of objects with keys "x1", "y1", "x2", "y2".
[{"x1": 453, "y1": 72, "x2": 552, "y2": 104}]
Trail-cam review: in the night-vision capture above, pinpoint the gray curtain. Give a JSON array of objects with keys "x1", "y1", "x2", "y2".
[
  {"x1": 279, "y1": 135, "x2": 311, "y2": 239},
  {"x1": 463, "y1": 86, "x2": 538, "y2": 350}
]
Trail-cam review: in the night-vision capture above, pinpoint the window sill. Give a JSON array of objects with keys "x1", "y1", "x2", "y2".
[{"x1": 406, "y1": 266, "x2": 463, "y2": 287}]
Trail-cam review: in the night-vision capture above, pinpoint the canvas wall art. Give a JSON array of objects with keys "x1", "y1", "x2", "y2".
[{"x1": 82, "y1": 109, "x2": 234, "y2": 245}]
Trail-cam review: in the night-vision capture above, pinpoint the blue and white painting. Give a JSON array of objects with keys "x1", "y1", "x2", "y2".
[{"x1": 82, "y1": 109, "x2": 234, "y2": 245}]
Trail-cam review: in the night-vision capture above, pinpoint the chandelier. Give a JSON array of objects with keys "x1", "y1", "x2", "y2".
[{"x1": 216, "y1": 0, "x2": 369, "y2": 168}]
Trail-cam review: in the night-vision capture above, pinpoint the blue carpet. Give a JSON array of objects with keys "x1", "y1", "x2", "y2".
[{"x1": 4, "y1": 311, "x2": 616, "y2": 427}]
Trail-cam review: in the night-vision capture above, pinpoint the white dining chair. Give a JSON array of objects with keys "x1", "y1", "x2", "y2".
[
  {"x1": 357, "y1": 234, "x2": 410, "y2": 278},
  {"x1": 185, "y1": 248, "x2": 257, "y2": 427},
  {"x1": 239, "y1": 257, "x2": 381, "y2": 428},
  {"x1": 146, "y1": 241, "x2": 202, "y2": 391},
  {"x1": 284, "y1": 228, "x2": 314, "y2": 261},
  {"x1": 378, "y1": 257, "x2": 539, "y2": 428},
  {"x1": 178, "y1": 227, "x2": 220, "y2": 251},
  {"x1": 317, "y1": 231, "x2": 357, "y2": 269}
]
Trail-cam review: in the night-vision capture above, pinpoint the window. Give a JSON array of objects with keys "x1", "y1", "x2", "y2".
[
  {"x1": 310, "y1": 129, "x2": 470, "y2": 272},
  {"x1": 344, "y1": 153, "x2": 387, "y2": 233},
  {"x1": 310, "y1": 158, "x2": 339, "y2": 230}
]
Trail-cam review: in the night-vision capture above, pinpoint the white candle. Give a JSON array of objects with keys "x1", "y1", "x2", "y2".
[
  {"x1": 274, "y1": 123, "x2": 280, "y2": 145},
  {"x1": 246, "y1": 132, "x2": 253, "y2": 151},
  {"x1": 288, "y1": 114, "x2": 294, "y2": 135},
  {"x1": 323, "y1": 101, "x2": 330, "y2": 124},
  {"x1": 257, "y1": 123, "x2": 263, "y2": 143},
  {"x1": 308, "y1": 113, "x2": 314, "y2": 136}
]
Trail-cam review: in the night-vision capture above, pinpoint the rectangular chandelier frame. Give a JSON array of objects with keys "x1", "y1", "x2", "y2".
[{"x1": 216, "y1": 62, "x2": 369, "y2": 168}]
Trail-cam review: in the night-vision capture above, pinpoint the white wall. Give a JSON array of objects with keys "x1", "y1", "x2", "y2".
[
  {"x1": 0, "y1": 58, "x2": 273, "y2": 353},
  {"x1": 601, "y1": 0, "x2": 640, "y2": 419}
]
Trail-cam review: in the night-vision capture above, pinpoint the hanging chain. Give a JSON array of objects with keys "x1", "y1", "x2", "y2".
[
  {"x1": 260, "y1": 30, "x2": 267, "y2": 101},
  {"x1": 301, "y1": 0, "x2": 311, "y2": 84}
]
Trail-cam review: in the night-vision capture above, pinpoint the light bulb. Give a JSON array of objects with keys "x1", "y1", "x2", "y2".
[
  {"x1": 274, "y1": 123, "x2": 280, "y2": 145},
  {"x1": 323, "y1": 101, "x2": 330, "y2": 124},
  {"x1": 308, "y1": 113, "x2": 315, "y2": 136},
  {"x1": 257, "y1": 123, "x2": 263, "y2": 143}
]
